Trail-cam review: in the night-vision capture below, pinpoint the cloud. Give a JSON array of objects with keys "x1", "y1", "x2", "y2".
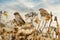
[
  {"x1": 0, "y1": 0, "x2": 48, "y2": 12},
  {"x1": 0, "y1": 0, "x2": 60, "y2": 15},
  {"x1": 17, "y1": 0, "x2": 42, "y2": 8},
  {"x1": 47, "y1": 0, "x2": 60, "y2": 5},
  {"x1": 0, "y1": 0, "x2": 35, "y2": 12}
]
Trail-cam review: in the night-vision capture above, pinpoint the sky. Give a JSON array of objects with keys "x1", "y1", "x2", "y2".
[{"x1": 0, "y1": 0, "x2": 60, "y2": 24}]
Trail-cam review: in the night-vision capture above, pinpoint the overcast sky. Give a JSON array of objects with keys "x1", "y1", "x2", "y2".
[{"x1": 0, "y1": 0, "x2": 60, "y2": 24}]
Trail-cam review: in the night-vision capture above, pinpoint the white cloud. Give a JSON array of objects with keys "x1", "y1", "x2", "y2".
[
  {"x1": 16, "y1": 0, "x2": 34, "y2": 8},
  {"x1": 17, "y1": 0, "x2": 42, "y2": 8}
]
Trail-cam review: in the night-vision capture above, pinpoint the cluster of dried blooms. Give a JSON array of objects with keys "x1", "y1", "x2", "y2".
[{"x1": 0, "y1": 8, "x2": 60, "y2": 40}]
